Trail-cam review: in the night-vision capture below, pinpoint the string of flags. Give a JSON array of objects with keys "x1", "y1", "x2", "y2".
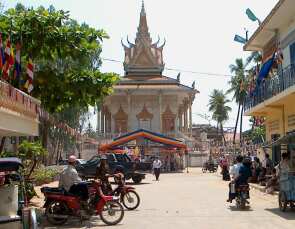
[{"x1": 0, "y1": 33, "x2": 34, "y2": 94}]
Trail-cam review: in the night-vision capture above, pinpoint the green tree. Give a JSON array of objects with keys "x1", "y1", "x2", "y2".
[
  {"x1": 208, "y1": 89, "x2": 232, "y2": 145},
  {"x1": 0, "y1": 4, "x2": 119, "y2": 112},
  {"x1": 228, "y1": 58, "x2": 248, "y2": 145},
  {"x1": 246, "y1": 51, "x2": 262, "y2": 67}
]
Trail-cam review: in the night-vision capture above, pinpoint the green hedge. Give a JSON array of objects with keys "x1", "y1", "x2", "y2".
[{"x1": 33, "y1": 167, "x2": 59, "y2": 186}]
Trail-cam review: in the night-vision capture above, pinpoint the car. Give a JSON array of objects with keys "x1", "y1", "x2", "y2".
[
  {"x1": 76, "y1": 153, "x2": 150, "y2": 183},
  {"x1": 58, "y1": 158, "x2": 86, "y2": 166}
]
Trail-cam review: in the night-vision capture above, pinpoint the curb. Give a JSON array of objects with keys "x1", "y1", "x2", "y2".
[{"x1": 249, "y1": 183, "x2": 279, "y2": 196}]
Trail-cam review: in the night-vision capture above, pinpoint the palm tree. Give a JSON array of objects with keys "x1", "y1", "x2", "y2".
[
  {"x1": 208, "y1": 89, "x2": 232, "y2": 146},
  {"x1": 246, "y1": 51, "x2": 262, "y2": 67},
  {"x1": 228, "y1": 58, "x2": 248, "y2": 146}
]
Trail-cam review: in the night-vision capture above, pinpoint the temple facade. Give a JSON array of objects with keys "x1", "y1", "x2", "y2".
[{"x1": 97, "y1": 2, "x2": 198, "y2": 141}]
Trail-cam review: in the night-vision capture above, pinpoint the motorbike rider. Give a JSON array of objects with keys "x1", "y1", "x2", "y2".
[
  {"x1": 96, "y1": 155, "x2": 113, "y2": 193},
  {"x1": 227, "y1": 156, "x2": 252, "y2": 203},
  {"x1": 59, "y1": 155, "x2": 89, "y2": 206},
  {"x1": 227, "y1": 155, "x2": 243, "y2": 202}
]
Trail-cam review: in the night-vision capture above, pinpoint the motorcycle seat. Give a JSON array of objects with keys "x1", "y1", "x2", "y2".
[{"x1": 41, "y1": 187, "x2": 66, "y2": 194}]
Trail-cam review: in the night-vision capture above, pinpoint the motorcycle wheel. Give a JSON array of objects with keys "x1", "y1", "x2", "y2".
[
  {"x1": 100, "y1": 200, "x2": 124, "y2": 226},
  {"x1": 240, "y1": 198, "x2": 246, "y2": 209},
  {"x1": 45, "y1": 201, "x2": 69, "y2": 225},
  {"x1": 202, "y1": 168, "x2": 206, "y2": 173},
  {"x1": 122, "y1": 190, "x2": 140, "y2": 210}
]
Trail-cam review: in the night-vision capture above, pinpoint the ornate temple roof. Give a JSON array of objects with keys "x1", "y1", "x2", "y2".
[
  {"x1": 121, "y1": 1, "x2": 165, "y2": 76},
  {"x1": 117, "y1": 1, "x2": 199, "y2": 95}
]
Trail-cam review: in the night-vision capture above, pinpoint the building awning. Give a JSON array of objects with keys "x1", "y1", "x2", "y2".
[{"x1": 98, "y1": 129, "x2": 187, "y2": 151}]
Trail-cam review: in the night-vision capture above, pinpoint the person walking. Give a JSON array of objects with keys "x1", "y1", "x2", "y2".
[{"x1": 152, "y1": 157, "x2": 162, "y2": 181}]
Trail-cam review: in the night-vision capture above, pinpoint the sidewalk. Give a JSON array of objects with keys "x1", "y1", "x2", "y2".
[
  {"x1": 30, "y1": 181, "x2": 58, "y2": 208},
  {"x1": 214, "y1": 169, "x2": 279, "y2": 196},
  {"x1": 249, "y1": 183, "x2": 279, "y2": 196}
]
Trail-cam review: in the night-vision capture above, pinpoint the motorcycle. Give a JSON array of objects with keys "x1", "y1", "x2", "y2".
[
  {"x1": 235, "y1": 184, "x2": 250, "y2": 209},
  {"x1": 110, "y1": 174, "x2": 140, "y2": 210},
  {"x1": 202, "y1": 162, "x2": 217, "y2": 173},
  {"x1": 41, "y1": 180, "x2": 124, "y2": 226}
]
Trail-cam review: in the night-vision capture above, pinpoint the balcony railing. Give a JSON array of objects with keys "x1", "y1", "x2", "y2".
[
  {"x1": 245, "y1": 64, "x2": 295, "y2": 112},
  {"x1": 0, "y1": 80, "x2": 40, "y2": 119}
]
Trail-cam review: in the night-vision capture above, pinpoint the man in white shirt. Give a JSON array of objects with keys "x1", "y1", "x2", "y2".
[
  {"x1": 59, "y1": 155, "x2": 88, "y2": 202},
  {"x1": 152, "y1": 157, "x2": 162, "y2": 181},
  {"x1": 230, "y1": 155, "x2": 243, "y2": 180},
  {"x1": 227, "y1": 155, "x2": 243, "y2": 202}
]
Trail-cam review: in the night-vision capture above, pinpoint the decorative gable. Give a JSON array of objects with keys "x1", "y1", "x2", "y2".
[{"x1": 136, "y1": 104, "x2": 153, "y2": 121}]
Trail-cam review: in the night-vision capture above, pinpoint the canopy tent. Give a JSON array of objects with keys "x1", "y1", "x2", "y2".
[{"x1": 98, "y1": 129, "x2": 187, "y2": 151}]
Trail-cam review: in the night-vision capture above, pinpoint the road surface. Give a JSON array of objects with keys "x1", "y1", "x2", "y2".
[{"x1": 41, "y1": 168, "x2": 295, "y2": 229}]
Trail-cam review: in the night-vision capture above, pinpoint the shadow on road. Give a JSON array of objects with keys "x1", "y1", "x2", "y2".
[
  {"x1": 41, "y1": 217, "x2": 126, "y2": 228},
  {"x1": 125, "y1": 182, "x2": 151, "y2": 185},
  {"x1": 265, "y1": 208, "x2": 295, "y2": 220},
  {"x1": 228, "y1": 205, "x2": 253, "y2": 212}
]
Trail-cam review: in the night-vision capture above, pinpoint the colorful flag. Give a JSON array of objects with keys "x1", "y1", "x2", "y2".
[
  {"x1": 0, "y1": 34, "x2": 5, "y2": 70},
  {"x1": 25, "y1": 57, "x2": 34, "y2": 93},
  {"x1": 276, "y1": 48, "x2": 284, "y2": 64},
  {"x1": 4, "y1": 36, "x2": 11, "y2": 60},
  {"x1": 257, "y1": 53, "x2": 275, "y2": 85},
  {"x1": 14, "y1": 42, "x2": 21, "y2": 81},
  {"x1": 2, "y1": 38, "x2": 14, "y2": 80}
]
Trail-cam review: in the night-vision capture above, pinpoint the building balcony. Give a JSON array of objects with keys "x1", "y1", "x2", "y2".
[
  {"x1": 0, "y1": 80, "x2": 41, "y2": 136},
  {"x1": 244, "y1": 64, "x2": 295, "y2": 115}
]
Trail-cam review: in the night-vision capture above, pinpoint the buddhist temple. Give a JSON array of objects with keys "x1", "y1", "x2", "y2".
[{"x1": 97, "y1": 2, "x2": 198, "y2": 157}]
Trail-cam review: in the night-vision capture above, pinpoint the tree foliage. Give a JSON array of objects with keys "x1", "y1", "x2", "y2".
[
  {"x1": 0, "y1": 4, "x2": 119, "y2": 112},
  {"x1": 208, "y1": 89, "x2": 232, "y2": 144}
]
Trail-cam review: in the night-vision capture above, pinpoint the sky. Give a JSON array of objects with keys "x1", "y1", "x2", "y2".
[{"x1": 6, "y1": 0, "x2": 278, "y2": 131}]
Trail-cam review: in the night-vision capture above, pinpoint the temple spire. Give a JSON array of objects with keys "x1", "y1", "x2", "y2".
[
  {"x1": 136, "y1": 0, "x2": 151, "y2": 43},
  {"x1": 122, "y1": 1, "x2": 165, "y2": 76},
  {"x1": 141, "y1": 0, "x2": 146, "y2": 15}
]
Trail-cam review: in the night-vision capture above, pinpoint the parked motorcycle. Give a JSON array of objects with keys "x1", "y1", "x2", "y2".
[
  {"x1": 235, "y1": 184, "x2": 250, "y2": 209},
  {"x1": 111, "y1": 174, "x2": 140, "y2": 210},
  {"x1": 41, "y1": 180, "x2": 124, "y2": 226},
  {"x1": 202, "y1": 162, "x2": 217, "y2": 173}
]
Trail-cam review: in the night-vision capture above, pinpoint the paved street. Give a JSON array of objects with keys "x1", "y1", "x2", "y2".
[{"x1": 41, "y1": 168, "x2": 295, "y2": 229}]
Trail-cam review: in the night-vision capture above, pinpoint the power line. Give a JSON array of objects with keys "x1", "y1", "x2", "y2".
[{"x1": 102, "y1": 57, "x2": 234, "y2": 78}]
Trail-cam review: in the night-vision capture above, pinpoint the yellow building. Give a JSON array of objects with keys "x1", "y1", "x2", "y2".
[{"x1": 244, "y1": 0, "x2": 295, "y2": 163}]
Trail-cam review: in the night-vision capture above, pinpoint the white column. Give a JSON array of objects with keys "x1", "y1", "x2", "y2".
[
  {"x1": 179, "y1": 109, "x2": 182, "y2": 131},
  {"x1": 159, "y1": 91, "x2": 162, "y2": 133},
  {"x1": 189, "y1": 99, "x2": 192, "y2": 137},
  {"x1": 101, "y1": 108, "x2": 105, "y2": 134},
  {"x1": 97, "y1": 108, "x2": 101, "y2": 133},
  {"x1": 127, "y1": 94, "x2": 131, "y2": 132},
  {"x1": 184, "y1": 102, "x2": 188, "y2": 133}
]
